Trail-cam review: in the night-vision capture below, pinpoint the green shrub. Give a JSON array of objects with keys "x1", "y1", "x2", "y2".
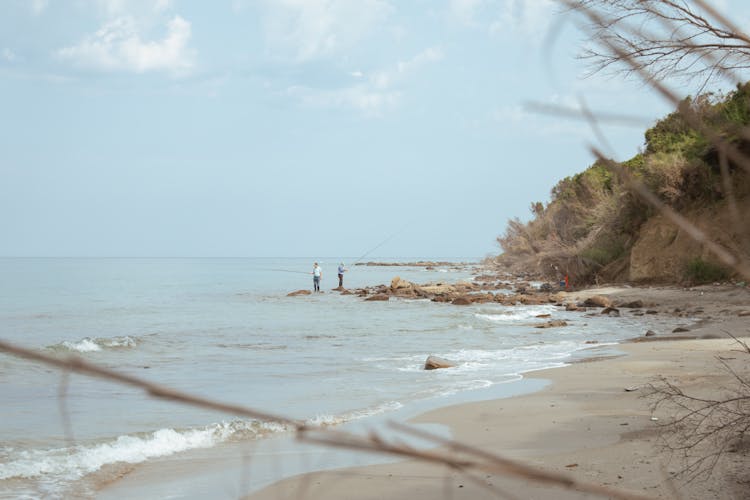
[{"x1": 684, "y1": 257, "x2": 729, "y2": 284}]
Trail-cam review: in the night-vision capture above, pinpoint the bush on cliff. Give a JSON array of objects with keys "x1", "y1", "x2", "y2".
[{"x1": 494, "y1": 83, "x2": 750, "y2": 284}]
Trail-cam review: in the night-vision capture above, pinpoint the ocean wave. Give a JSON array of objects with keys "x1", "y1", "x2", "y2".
[
  {"x1": 307, "y1": 401, "x2": 404, "y2": 427},
  {"x1": 0, "y1": 420, "x2": 285, "y2": 483},
  {"x1": 49, "y1": 336, "x2": 138, "y2": 353},
  {"x1": 474, "y1": 305, "x2": 557, "y2": 323}
]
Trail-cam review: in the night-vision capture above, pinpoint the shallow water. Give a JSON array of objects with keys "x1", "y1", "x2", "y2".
[{"x1": 0, "y1": 257, "x2": 691, "y2": 498}]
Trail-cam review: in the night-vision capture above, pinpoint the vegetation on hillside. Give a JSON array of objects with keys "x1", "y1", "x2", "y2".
[{"x1": 493, "y1": 83, "x2": 750, "y2": 284}]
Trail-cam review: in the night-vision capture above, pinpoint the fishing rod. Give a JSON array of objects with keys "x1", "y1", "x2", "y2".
[
  {"x1": 266, "y1": 268, "x2": 310, "y2": 274},
  {"x1": 349, "y1": 220, "x2": 412, "y2": 267}
]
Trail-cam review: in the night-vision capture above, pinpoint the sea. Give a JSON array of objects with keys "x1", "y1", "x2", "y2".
[{"x1": 0, "y1": 257, "x2": 692, "y2": 499}]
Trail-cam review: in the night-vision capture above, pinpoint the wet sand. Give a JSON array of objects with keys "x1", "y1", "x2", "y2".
[{"x1": 247, "y1": 285, "x2": 750, "y2": 499}]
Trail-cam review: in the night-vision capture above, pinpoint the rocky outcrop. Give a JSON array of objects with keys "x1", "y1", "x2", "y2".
[
  {"x1": 534, "y1": 319, "x2": 568, "y2": 328},
  {"x1": 287, "y1": 290, "x2": 312, "y2": 296},
  {"x1": 365, "y1": 293, "x2": 390, "y2": 301}
]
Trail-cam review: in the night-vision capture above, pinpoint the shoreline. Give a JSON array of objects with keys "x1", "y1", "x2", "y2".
[
  {"x1": 93, "y1": 284, "x2": 750, "y2": 499},
  {"x1": 246, "y1": 285, "x2": 750, "y2": 500}
]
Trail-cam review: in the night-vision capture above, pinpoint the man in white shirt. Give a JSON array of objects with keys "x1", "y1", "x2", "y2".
[{"x1": 312, "y1": 262, "x2": 322, "y2": 292}]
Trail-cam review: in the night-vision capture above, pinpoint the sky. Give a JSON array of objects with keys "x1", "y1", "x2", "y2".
[{"x1": 0, "y1": 0, "x2": 746, "y2": 259}]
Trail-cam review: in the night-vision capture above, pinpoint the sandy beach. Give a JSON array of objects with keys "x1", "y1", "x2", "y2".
[{"x1": 248, "y1": 285, "x2": 750, "y2": 500}]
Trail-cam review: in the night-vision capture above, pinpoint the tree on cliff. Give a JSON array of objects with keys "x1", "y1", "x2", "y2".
[{"x1": 569, "y1": 0, "x2": 750, "y2": 93}]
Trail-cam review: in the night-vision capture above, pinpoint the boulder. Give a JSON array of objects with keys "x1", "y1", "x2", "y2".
[
  {"x1": 534, "y1": 319, "x2": 569, "y2": 328},
  {"x1": 645, "y1": 330, "x2": 656, "y2": 336},
  {"x1": 451, "y1": 296, "x2": 472, "y2": 305},
  {"x1": 365, "y1": 293, "x2": 390, "y2": 301},
  {"x1": 419, "y1": 283, "x2": 457, "y2": 295},
  {"x1": 424, "y1": 355, "x2": 456, "y2": 370},
  {"x1": 582, "y1": 295, "x2": 612, "y2": 308},
  {"x1": 619, "y1": 300, "x2": 644, "y2": 308},
  {"x1": 601, "y1": 307, "x2": 620, "y2": 317},
  {"x1": 390, "y1": 276, "x2": 413, "y2": 290},
  {"x1": 287, "y1": 290, "x2": 312, "y2": 296}
]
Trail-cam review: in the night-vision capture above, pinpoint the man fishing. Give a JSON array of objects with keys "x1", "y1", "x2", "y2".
[
  {"x1": 311, "y1": 262, "x2": 322, "y2": 292},
  {"x1": 337, "y1": 262, "x2": 347, "y2": 288}
]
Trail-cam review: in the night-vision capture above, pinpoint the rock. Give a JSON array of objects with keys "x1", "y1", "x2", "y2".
[
  {"x1": 419, "y1": 283, "x2": 457, "y2": 295},
  {"x1": 601, "y1": 307, "x2": 620, "y2": 317},
  {"x1": 646, "y1": 310, "x2": 658, "y2": 314},
  {"x1": 534, "y1": 319, "x2": 568, "y2": 328},
  {"x1": 672, "y1": 326, "x2": 690, "y2": 333},
  {"x1": 645, "y1": 330, "x2": 656, "y2": 336},
  {"x1": 390, "y1": 276, "x2": 413, "y2": 290},
  {"x1": 738, "y1": 310, "x2": 750, "y2": 317},
  {"x1": 365, "y1": 293, "x2": 390, "y2": 301},
  {"x1": 451, "y1": 296, "x2": 472, "y2": 305},
  {"x1": 340, "y1": 290, "x2": 353, "y2": 295},
  {"x1": 287, "y1": 290, "x2": 312, "y2": 296},
  {"x1": 535, "y1": 313, "x2": 551, "y2": 318},
  {"x1": 424, "y1": 355, "x2": 455, "y2": 370},
  {"x1": 582, "y1": 295, "x2": 612, "y2": 308},
  {"x1": 619, "y1": 300, "x2": 644, "y2": 308},
  {"x1": 565, "y1": 303, "x2": 580, "y2": 311}
]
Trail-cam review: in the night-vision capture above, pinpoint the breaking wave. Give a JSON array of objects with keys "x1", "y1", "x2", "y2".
[{"x1": 49, "y1": 336, "x2": 138, "y2": 353}]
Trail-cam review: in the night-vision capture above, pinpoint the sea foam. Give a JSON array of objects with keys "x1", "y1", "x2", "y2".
[
  {"x1": 53, "y1": 336, "x2": 137, "y2": 353},
  {"x1": 0, "y1": 420, "x2": 279, "y2": 482}
]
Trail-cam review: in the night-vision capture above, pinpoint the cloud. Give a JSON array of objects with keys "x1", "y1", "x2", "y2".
[
  {"x1": 1, "y1": 48, "x2": 18, "y2": 62},
  {"x1": 30, "y1": 0, "x2": 49, "y2": 15},
  {"x1": 285, "y1": 47, "x2": 443, "y2": 116},
  {"x1": 370, "y1": 47, "x2": 443, "y2": 89},
  {"x1": 444, "y1": 0, "x2": 557, "y2": 38},
  {"x1": 448, "y1": 0, "x2": 484, "y2": 25},
  {"x1": 490, "y1": 0, "x2": 557, "y2": 37},
  {"x1": 56, "y1": 15, "x2": 195, "y2": 75},
  {"x1": 90, "y1": 0, "x2": 173, "y2": 18},
  {"x1": 259, "y1": 0, "x2": 393, "y2": 62},
  {"x1": 285, "y1": 84, "x2": 401, "y2": 115}
]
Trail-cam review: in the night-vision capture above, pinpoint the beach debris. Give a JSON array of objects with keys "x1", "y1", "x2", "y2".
[
  {"x1": 581, "y1": 295, "x2": 612, "y2": 308},
  {"x1": 534, "y1": 320, "x2": 569, "y2": 329},
  {"x1": 565, "y1": 463, "x2": 579, "y2": 468},
  {"x1": 738, "y1": 310, "x2": 750, "y2": 317},
  {"x1": 365, "y1": 293, "x2": 389, "y2": 301},
  {"x1": 535, "y1": 313, "x2": 551, "y2": 318},
  {"x1": 424, "y1": 355, "x2": 456, "y2": 370},
  {"x1": 287, "y1": 290, "x2": 312, "y2": 296},
  {"x1": 624, "y1": 386, "x2": 640, "y2": 392},
  {"x1": 646, "y1": 310, "x2": 658, "y2": 314},
  {"x1": 650, "y1": 416, "x2": 659, "y2": 421}
]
